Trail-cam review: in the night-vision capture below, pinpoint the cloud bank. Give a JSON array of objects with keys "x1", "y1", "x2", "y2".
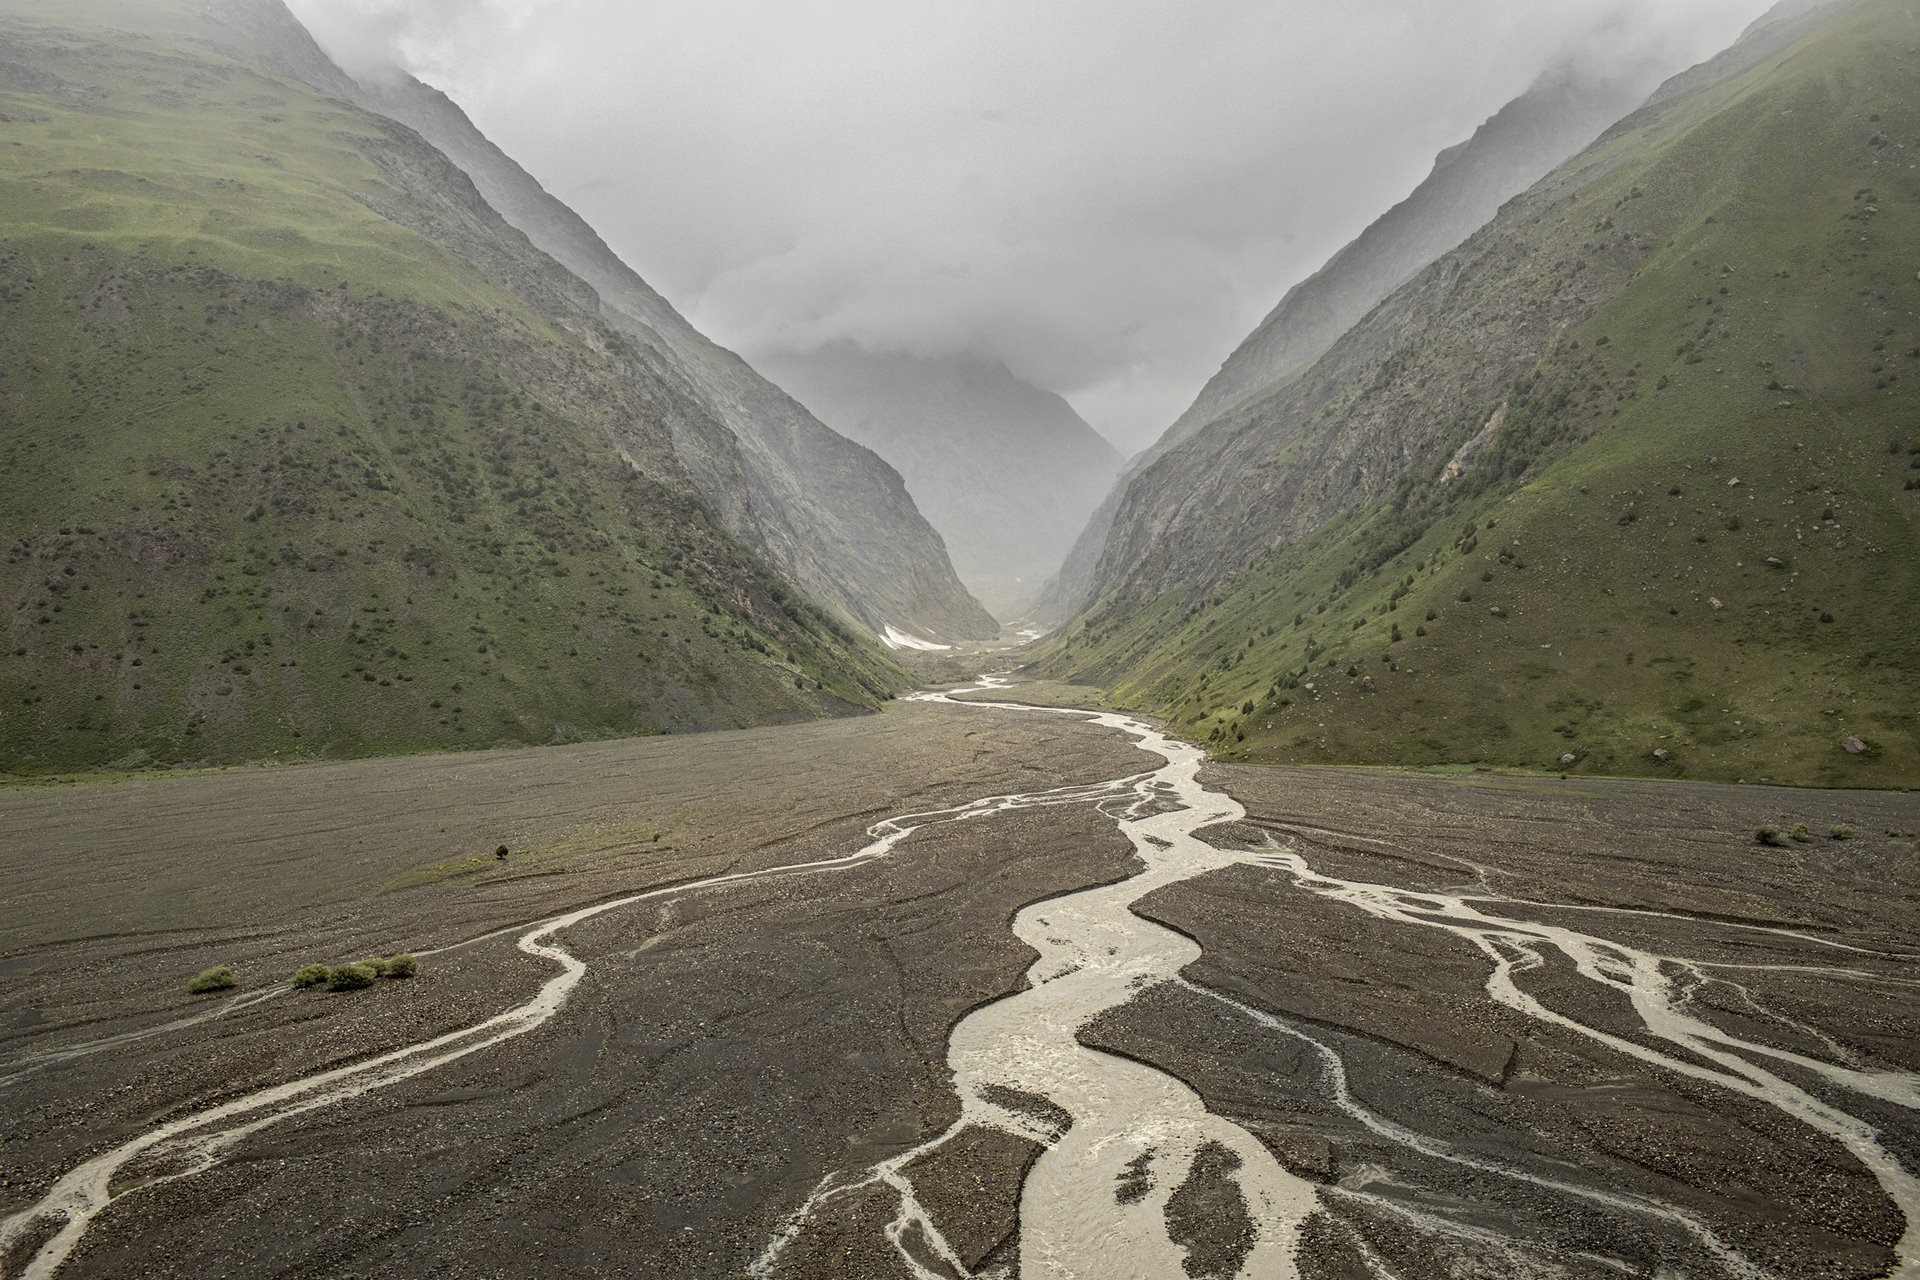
[{"x1": 288, "y1": 0, "x2": 1775, "y2": 454}]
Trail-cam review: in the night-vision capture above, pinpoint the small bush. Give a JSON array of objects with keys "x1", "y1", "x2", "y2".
[
  {"x1": 495, "y1": 844, "x2": 509, "y2": 860},
  {"x1": 1790, "y1": 824, "x2": 1812, "y2": 843},
  {"x1": 360, "y1": 956, "x2": 390, "y2": 976},
  {"x1": 188, "y1": 965, "x2": 237, "y2": 995},
  {"x1": 1830, "y1": 825, "x2": 1854, "y2": 840},
  {"x1": 385, "y1": 953, "x2": 418, "y2": 979},
  {"x1": 1755, "y1": 824, "x2": 1786, "y2": 846},
  {"x1": 291, "y1": 963, "x2": 332, "y2": 989},
  {"x1": 328, "y1": 962, "x2": 379, "y2": 991}
]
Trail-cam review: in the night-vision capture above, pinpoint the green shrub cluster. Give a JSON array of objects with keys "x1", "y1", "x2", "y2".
[
  {"x1": 290, "y1": 963, "x2": 333, "y2": 989},
  {"x1": 287, "y1": 953, "x2": 421, "y2": 992},
  {"x1": 187, "y1": 965, "x2": 238, "y2": 995},
  {"x1": 328, "y1": 962, "x2": 380, "y2": 991}
]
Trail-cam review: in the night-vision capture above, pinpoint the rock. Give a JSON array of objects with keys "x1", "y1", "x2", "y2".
[
  {"x1": 1559, "y1": 753, "x2": 1577, "y2": 767},
  {"x1": 1709, "y1": 597, "x2": 1723, "y2": 610},
  {"x1": 1727, "y1": 477, "x2": 1742, "y2": 487},
  {"x1": 1361, "y1": 676, "x2": 1376, "y2": 692},
  {"x1": 1843, "y1": 736, "x2": 1869, "y2": 755},
  {"x1": 1765, "y1": 556, "x2": 1785, "y2": 567},
  {"x1": 1653, "y1": 748, "x2": 1670, "y2": 761}
]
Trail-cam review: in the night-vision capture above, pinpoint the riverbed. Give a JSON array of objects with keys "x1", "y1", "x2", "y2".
[{"x1": 2, "y1": 683, "x2": 1916, "y2": 1278}]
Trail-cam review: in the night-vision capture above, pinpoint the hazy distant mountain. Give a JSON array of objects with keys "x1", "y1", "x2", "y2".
[
  {"x1": 0, "y1": 0, "x2": 909, "y2": 770},
  {"x1": 1036, "y1": 0, "x2": 1916, "y2": 786},
  {"x1": 1031, "y1": 57, "x2": 1675, "y2": 625},
  {"x1": 346, "y1": 75, "x2": 998, "y2": 645},
  {"x1": 756, "y1": 348, "x2": 1122, "y2": 620}
]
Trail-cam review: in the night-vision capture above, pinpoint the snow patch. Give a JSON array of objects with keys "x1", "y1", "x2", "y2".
[{"x1": 881, "y1": 625, "x2": 951, "y2": 652}]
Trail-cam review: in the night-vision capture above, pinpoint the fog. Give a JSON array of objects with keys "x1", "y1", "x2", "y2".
[{"x1": 289, "y1": 0, "x2": 1776, "y2": 455}]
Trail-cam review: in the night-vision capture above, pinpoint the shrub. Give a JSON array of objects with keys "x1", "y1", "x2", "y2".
[
  {"x1": 291, "y1": 963, "x2": 332, "y2": 989},
  {"x1": 328, "y1": 962, "x2": 379, "y2": 991},
  {"x1": 1755, "y1": 824, "x2": 1786, "y2": 846},
  {"x1": 188, "y1": 965, "x2": 237, "y2": 995},
  {"x1": 384, "y1": 953, "x2": 418, "y2": 979},
  {"x1": 1790, "y1": 824, "x2": 1812, "y2": 843},
  {"x1": 360, "y1": 956, "x2": 390, "y2": 976},
  {"x1": 495, "y1": 844, "x2": 509, "y2": 860},
  {"x1": 1830, "y1": 825, "x2": 1854, "y2": 840}
]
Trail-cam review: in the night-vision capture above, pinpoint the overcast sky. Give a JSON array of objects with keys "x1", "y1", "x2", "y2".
[{"x1": 288, "y1": 0, "x2": 1775, "y2": 455}]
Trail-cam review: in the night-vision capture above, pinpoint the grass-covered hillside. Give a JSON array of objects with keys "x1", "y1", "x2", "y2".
[
  {"x1": 0, "y1": 2, "x2": 901, "y2": 774},
  {"x1": 1039, "y1": 0, "x2": 1919, "y2": 788}
]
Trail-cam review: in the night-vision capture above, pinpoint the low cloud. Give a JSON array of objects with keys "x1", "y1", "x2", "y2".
[{"x1": 289, "y1": 0, "x2": 1774, "y2": 454}]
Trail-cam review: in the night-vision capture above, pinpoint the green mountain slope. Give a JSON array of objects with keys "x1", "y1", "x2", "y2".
[
  {"x1": 0, "y1": 2, "x2": 900, "y2": 774},
  {"x1": 1038, "y1": 0, "x2": 1920, "y2": 788}
]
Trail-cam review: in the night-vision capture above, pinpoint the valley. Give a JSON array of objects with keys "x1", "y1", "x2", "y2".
[
  {"x1": 2, "y1": 678, "x2": 1915, "y2": 1278},
  {"x1": 1, "y1": 0, "x2": 1917, "y2": 1276}
]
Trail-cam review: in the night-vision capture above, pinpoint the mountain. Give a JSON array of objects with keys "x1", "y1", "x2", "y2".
[
  {"x1": 1035, "y1": 0, "x2": 1919, "y2": 787},
  {"x1": 0, "y1": 0, "x2": 906, "y2": 773},
  {"x1": 1032, "y1": 45, "x2": 1755, "y2": 627},
  {"x1": 752, "y1": 347, "x2": 1123, "y2": 620},
  {"x1": 344, "y1": 74, "x2": 998, "y2": 646}
]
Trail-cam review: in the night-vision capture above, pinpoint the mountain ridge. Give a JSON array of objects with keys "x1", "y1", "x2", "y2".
[
  {"x1": 1032, "y1": 31, "x2": 1790, "y2": 626},
  {"x1": 1034, "y1": 0, "x2": 1919, "y2": 787},
  {"x1": 0, "y1": 0, "x2": 908, "y2": 772},
  {"x1": 344, "y1": 72, "x2": 999, "y2": 645}
]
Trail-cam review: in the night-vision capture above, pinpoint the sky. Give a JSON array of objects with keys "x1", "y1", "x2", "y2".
[{"x1": 288, "y1": 0, "x2": 1777, "y2": 456}]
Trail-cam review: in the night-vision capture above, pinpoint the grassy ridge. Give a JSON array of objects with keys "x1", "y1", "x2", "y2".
[
  {"x1": 1039, "y1": 0, "x2": 1920, "y2": 787},
  {"x1": 0, "y1": 8, "x2": 900, "y2": 773}
]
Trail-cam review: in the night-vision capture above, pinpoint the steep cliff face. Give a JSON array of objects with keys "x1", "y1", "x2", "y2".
[
  {"x1": 0, "y1": 0, "x2": 904, "y2": 772},
  {"x1": 346, "y1": 75, "x2": 998, "y2": 644},
  {"x1": 753, "y1": 347, "x2": 1122, "y2": 620},
  {"x1": 1038, "y1": 0, "x2": 1919, "y2": 786},
  {"x1": 1032, "y1": 23, "x2": 1803, "y2": 626}
]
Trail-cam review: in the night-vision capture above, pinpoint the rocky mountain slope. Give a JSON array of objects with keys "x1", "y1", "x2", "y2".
[
  {"x1": 1032, "y1": 16, "x2": 1818, "y2": 627},
  {"x1": 1036, "y1": 0, "x2": 1918, "y2": 787},
  {"x1": 0, "y1": 0, "x2": 905, "y2": 773},
  {"x1": 754, "y1": 347, "x2": 1122, "y2": 619},
  {"x1": 346, "y1": 74, "x2": 998, "y2": 645},
  {"x1": 1166, "y1": 65, "x2": 1660, "y2": 453}
]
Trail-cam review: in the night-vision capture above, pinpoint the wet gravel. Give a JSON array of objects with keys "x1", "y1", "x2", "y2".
[{"x1": 2, "y1": 711, "x2": 1915, "y2": 1277}]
